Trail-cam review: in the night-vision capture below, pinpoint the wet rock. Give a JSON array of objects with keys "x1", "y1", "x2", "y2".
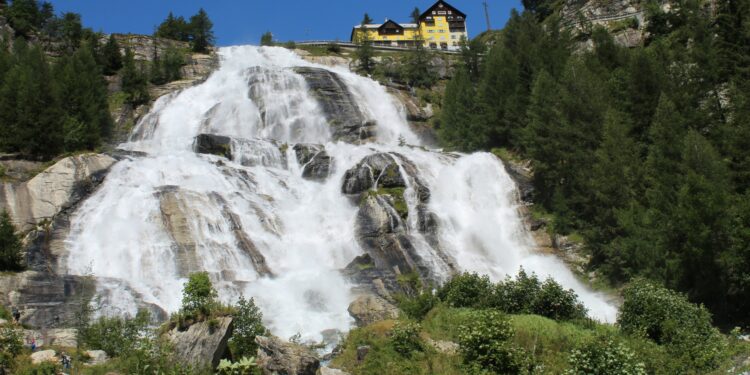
[
  {"x1": 85, "y1": 350, "x2": 109, "y2": 366},
  {"x1": 165, "y1": 317, "x2": 233, "y2": 370},
  {"x1": 293, "y1": 67, "x2": 376, "y2": 143},
  {"x1": 341, "y1": 153, "x2": 405, "y2": 195},
  {"x1": 347, "y1": 294, "x2": 399, "y2": 327},
  {"x1": 255, "y1": 335, "x2": 320, "y2": 375},
  {"x1": 500, "y1": 157, "x2": 534, "y2": 204},
  {"x1": 0, "y1": 153, "x2": 116, "y2": 232},
  {"x1": 293, "y1": 144, "x2": 332, "y2": 181},
  {"x1": 31, "y1": 349, "x2": 58, "y2": 364},
  {"x1": 426, "y1": 338, "x2": 459, "y2": 354},
  {"x1": 194, "y1": 134, "x2": 232, "y2": 159}
]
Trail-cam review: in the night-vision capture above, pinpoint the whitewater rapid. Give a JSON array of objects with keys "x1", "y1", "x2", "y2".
[{"x1": 64, "y1": 46, "x2": 616, "y2": 342}]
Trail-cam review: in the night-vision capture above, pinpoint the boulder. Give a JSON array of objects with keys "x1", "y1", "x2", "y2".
[
  {"x1": 23, "y1": 328, "x2": 78, "y2": 348},
  {"x1": 85, "y1": 350, "x2": 109, "y2": 366},
  {"x1": 292, "y1": 67, "x2": 376, "y2": 143},
  {"x1": 255, "y1": 335, "x2": 320, "y2": 375},
  {"x1": 293, "y1": 144, "x2": 332, "y2": 181},
  {"x1": 165, "y1": 317, "x2": 233, "y2": 370},
  {"x1": 31, "y1": 349, "x2": 58, "y2": 364},
  {"x1": 194, "y1": 134, "x2": 232, "y2": 160},
  {"x1": 347, "y1": 294, "x2": 399, "y2": 327},
  {"x1": 356, "y1": 346, "x2": 370, "y2": 362},
  {"x1": 0, "y1": 153, "x2": 116, "y2": 232}
]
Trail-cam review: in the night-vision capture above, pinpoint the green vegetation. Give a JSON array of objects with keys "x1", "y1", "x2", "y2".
[
  {"x1": 260, "y1": 31, "x2": 273, "y2": 46},
  {"x1": 355, "y1": 13, "x2": 375, "y2": 74},
  {"x1": 0, "y1": 211, "x2": 23, "y2": 271},
  {"x1": 334, "y1": 271, "x2": 749, "y2": 375},
  {"x1": 181, "y1": 271, "x2": 218, "y2": 317},
  {"x1": 439, "y1": 1, "x2": 750, "y2": 327},
  {"x1": 228, "y1": 296, "x2": 267, "y2": 359},
  {"x1": 155, "y1": 9, "x2": 215, "y2": 53},
  {"x1": 150, "y1": 46, "x2": 185, "y2": 85},
  {"x1": 81, "y1": 309, "x2": 152, "y2": 357},
  {"x1": 120, "y1": 47, "x2": 149, "y2": 106}
]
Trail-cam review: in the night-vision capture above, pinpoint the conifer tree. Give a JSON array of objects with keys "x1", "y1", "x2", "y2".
[
  {"x1": 355, "y1": 13, "x2": 375, "y2": 74},
  {"x1": 59, "y1": 12, "x2": 83, "y2": 52},
  {"x1": 155, "y1": 12, "x2": 190, "y2": 42},
  {"x1": 439, "y1": 68, "x2": 481, "y2": 151},
  {"x1": 7, "y1": 0, "x2": 40, "y2": 36},
  {"x1": 0, "y1": 211, "x2": 23, "y2": 271},
  {"x1": 55, "y1": 41, "x2": 112, "y2": 151},
  {"x1": 102, "y1": 34, "x2": 123, "y2": 75},
  {"x1": 189, "y1": 8, "x2": 214, "y2": 53},
  {"x1": 402, "y1": 7, "x2": 434, "y2": 88},
  {"x1": 260, "y1": 31, "x2": 274, "y2": 46},
  {"x1": 120, "y1": 47, "x2": 149, "y2": 105}
]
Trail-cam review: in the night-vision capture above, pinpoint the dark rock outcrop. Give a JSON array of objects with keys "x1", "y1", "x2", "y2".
[
  {"x1": 293, "y1": 67, "x2": 376, "y2": 143},
  {"x1": 341, "y1": 152, "x2": 455, "y2": 290},
  {"x1": 293, "y1": 144, "x2": 332, "y2": 181},
  {"x1": 166, "y1": 317, "x2": 233, "y2": 370},
  {"x1": 255, "y1": 336, "x2": 320, "y2": 375},
  {"x1": 194, "y1": 134, "x2": 232, "y2": 160}
]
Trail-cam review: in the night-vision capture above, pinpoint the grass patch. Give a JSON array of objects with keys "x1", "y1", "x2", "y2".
[
  {"x1": 491, "y1": 147, "x2": 525, "y2": 164},
  {"x1": 108, "y1": 91, "x2": 129, "y2": 113}
]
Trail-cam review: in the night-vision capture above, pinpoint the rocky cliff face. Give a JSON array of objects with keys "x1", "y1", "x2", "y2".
[
  {"x1": 293, "y1": 67, "x2": 377, "y2": 144},
  {"x1": 560, "y1": 0, "x2": 650, "y2": 47},
  {"x1": 107, "y1": 34, "x2": 219, "y2": 144},
  {"x1": 166, "y1": 317, "x2": 234, "y2": 370}
]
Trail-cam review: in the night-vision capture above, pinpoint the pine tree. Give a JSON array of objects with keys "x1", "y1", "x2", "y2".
[
  {"x1": 7, "y1": 0, "x2": 40, "y2": 36},
  {"x1": 0, "y1": 44, "x2": 63, "y2": 159},
  {"x1": 439, "y1": 68, "x2": 481, "y2": 151},
  {"x1": 121, "y1": 47, "x2": 149, "y2": 105},
  {"x1": 189, "y1": 8, "x2": 214, "y2": 53},
  {"x1": 355, "y1": 13, "x2": 375, "y2": 74},
  {"x1": 0, "y1": 211, "x2": 23, "y2": 271},
  {"x1": 402, "y1": 7, "x2": 434, "y2": 88},
  {"x1": 585, "y1": 110, "x2": 644, "y2": 270},
  {"x1": 102, "y1": 34, "x2": 123, "y2": 75},
  {"x1": 671, "y1": 130, "x2": 732, "y2": 309},
  {"x1": 59, "y1": 12, "x2": 83, "y2": 52},
  {"x1": 476, "y1": 45, "x2": 522, "y2": 148},
  {"x1": 260, "y1": 31, "x2": 274, "y2": 46},
  {"x1": 55, "y1": 41, "x2": 112, "y2": 151}
]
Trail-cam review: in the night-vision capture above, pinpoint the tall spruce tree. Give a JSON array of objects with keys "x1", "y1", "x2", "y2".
[
  {"x1": 0, "y1": 44, "x2": 63, "y2": 159},
  {"x1": 355, "y1": 13, "x2": 375, "y2": 74},
  {"x1": 55, "y1": 42, "x2": 112, "y2": 151},
  {"x1": 7, "y1": 0, "x2": 40, "y2": 36},
  {"x1": 0, "y1": 211, "x2": 23, "y2": 271},
  {"x1": 439, "y1": 68, "x2": 481, "y2": 151},
  {"x1": 102, "y1": 34, "x2": 123, "y2": 75},
  {"x1": 189, "y1": 8, "x2": 214, "y2": 53},
  {"x1": 402, "y1": 7, "x2": 434, "y2": 88},
  {"x1": 121, "y1": 47, "x2": 149, "y2": 105}
]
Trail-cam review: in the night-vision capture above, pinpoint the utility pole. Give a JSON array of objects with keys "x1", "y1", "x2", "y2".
[{"x1": 483, "y1": 1, "x2": 492, "y2": 31}]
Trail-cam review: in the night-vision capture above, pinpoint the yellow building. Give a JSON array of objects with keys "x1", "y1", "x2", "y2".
[{"x1": 350, "y1": 0, "x2": 468, "y2": 51}]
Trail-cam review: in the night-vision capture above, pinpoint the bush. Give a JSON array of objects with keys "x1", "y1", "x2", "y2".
[
  {"x1": 16, "y1": 362, "x2": 59, "y2": 375},
  {"x1": 229, "y1": 296, "x2": 267, "y2": 358},
  {"x1": 458, "y1": 310, "x2": 529, "y2": 374},
  {"x1": 396, "y1": 290, "x2": 439, "y2": 320},
  {"x1": 181, "y1": 271, "x2": 217, "y2": 317},
  {"x1": 0, "y1": 327, "x2": 23, "y2": 371},
  {"x1": 617, "y1": 279, "x2": 728, "y2": 372},
  {"x1": 217, "y1": 357, "x2": 261, "y2": 375},
  {"x1": 390, "y1": 321, "x2": 423, "y2": 357},
  {"x1": 437, "y1": 272, "x2": 494, "y2": 308},
  {"x1": 81, "y1": 309, "x2": 151, "y2": 357},
  {"x1": 566, "y1": 336, "x2": 646, "y2": 375},
  {"x1": 531, "y1": 279, "x2": 587, "y2": 320},
  {"x1": 0, "y1": 211, "x2": 23, "y2": 272}
]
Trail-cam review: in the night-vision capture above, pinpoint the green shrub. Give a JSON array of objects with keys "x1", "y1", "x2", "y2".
[
  {"x1": 566, "y1": 335, "x2": 646, "y2": 375},
  {"x1": 17, "y1": 362, "x2": 59, "y2": 375},
  {"x1": 0, "y1": 327, "x2": 23, "y2": 371},
  {"x1": 229, "y1": 296, "x2": 267, "y2": 359},
  {"x1": 0, "y1": 211, "x2": 24, "y2": 272},
  {"x1": 437, "y1": 272, "x2": 494, "y2": 308},
  {"x1": 81, "y1": 309, "x2": 151, "y2": 357},
  {"x1": 396, "y1": 290, "x2": 439, "y2": 320},
  {"x1": 181, "y1": 272, "x2": 217, "y2": 317},
  {"x1": 390, "y1": 321, "x2": 423, "y2": 357},
  {"x1": 531, "y1": 279, "x2": 587, "y2": 320},
  {"x1": 617, "y1": 279, "x2": 728, "y2": 372},
  {"x1": 217, "y1": 357, "x2": 261, "y2": 375},
  {"x1": 458, "y1": 310, "x2": 530, "y2": 374}
]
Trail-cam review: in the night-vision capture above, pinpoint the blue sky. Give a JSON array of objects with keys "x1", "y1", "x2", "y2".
[{"x1": 45, "y1": 1, "x2": 523, "y2": 46}]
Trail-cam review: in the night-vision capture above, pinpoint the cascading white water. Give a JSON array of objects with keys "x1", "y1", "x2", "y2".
[{"x1": 65, "y1": 46, "x2": 616, "y2": 343}]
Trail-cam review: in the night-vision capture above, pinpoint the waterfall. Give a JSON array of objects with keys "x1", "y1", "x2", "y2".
[{"x1": 64, "y1": 46, "x2": 616, "y2": 343}]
